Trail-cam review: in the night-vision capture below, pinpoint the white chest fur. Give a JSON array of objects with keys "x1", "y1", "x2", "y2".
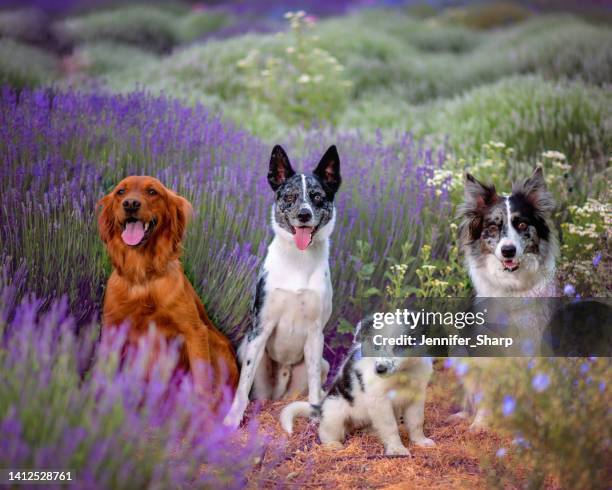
[{"x1": 260, "y1": 235, "x2": 333, "y2": 362}]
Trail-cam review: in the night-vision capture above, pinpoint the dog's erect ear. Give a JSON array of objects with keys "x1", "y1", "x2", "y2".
[
  {"x1": 169, "y1": 192, "x2": 193, "y2": 246},
  {"x1": 513, "y1": 166, "x2": 555, "y2": 214},
  {"x1": 97, "y1": 194, "x2": 115, "y2": 244},
  {"x1": 313, "y1": 145, "x2": 341, "y2": 200},
  {"x1": 268, "y1": 145, "x2": 295, "y2": 191}
]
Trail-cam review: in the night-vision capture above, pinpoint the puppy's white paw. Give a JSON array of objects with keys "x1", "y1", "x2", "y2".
[
  {"x1": 413, "y1": 437, "x2": 436, "y2": 448},
  {"x1": 469, "y1": 420, "x2": 488, "y2": 432},
  {"x1": 385, "y1": 445, "x2": 410, "y2": 457},
  {"x1": 322, "y1": 441, "x2": 344, "y2": 451},
  {"x1": 447, "y1": 411, "x2": 469, "y2": 422}
]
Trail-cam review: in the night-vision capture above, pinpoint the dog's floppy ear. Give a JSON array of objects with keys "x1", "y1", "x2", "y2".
[
  {"x1": 513, "y1": 166, "x2": 555, "y2": 215},
  {"x1": 463, "y1": 173, "x2": 498, "y2": 210},
  {"x1": 268, "y1": 145, "x2": 295, "y2": 191},
  {"x1": 313, "y1": 145, "x2": 341, "y2": 200},
  {"x1": 169, "y1": 191, "x2": 193, "y2": 246},
  {"x1": 97, "y1": 194, "x2": 115, "y2": 244}
]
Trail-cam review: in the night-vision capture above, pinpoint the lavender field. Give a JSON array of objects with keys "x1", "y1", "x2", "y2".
[{"x1": 1, "y1": 1, "x2": 611, "y2": 488}]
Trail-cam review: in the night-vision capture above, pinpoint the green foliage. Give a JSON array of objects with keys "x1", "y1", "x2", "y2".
[
  {"x1": 558, "y1": 197, "x2": 611, "y2": 296},
  {"x1": 58, "y1": 6, "x2": 180, "y2": 53},
  {"x1": 412, "y1": 243, "x2": 470, "y2": 298},
  {"x1": 71, "y1": 42, "x2": 159, "y2": 76},
  {"x1": 97, "y1": 11, "x2": 612, "y2": 153},
  {"x1": 56, "y1": 5, "x2": 231, "y2": 53},
  {"x1": 176, "y1": 10, "x2": 232, "y2": 43},
  {"x1": 0, "y1": 39, "x2": 57, "y2": 88},
  {"x1": 340, "y1": 75, "x2": 611, "y2": 164},
  {"x1": 238, "y1": 11, "x2": 352, "y2": 127},
  {"x1": 427, "y1": 76, "x2": 610, "y2": 163},
  {"x1": 484, "y1": 358, "x2": 611, "y2": 489},
  {"x1": 337, "y1": 240, "x2": 381, "y2": 335}
]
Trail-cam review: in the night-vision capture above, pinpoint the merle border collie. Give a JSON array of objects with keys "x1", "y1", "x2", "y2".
[
  {"x1": 453, "y1": 167, "x2": 559, "y2": 429},
  {"x1": 459, "y1": 167, "x2": 558, "y2": 297},
  {"x1": 224, "y1": 145, "x2": 341, "y2": 428}
]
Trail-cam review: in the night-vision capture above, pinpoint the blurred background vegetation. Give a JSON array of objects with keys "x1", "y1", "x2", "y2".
[{"x1": 1, "y1": 2, "x2": 610, "y2": 487}]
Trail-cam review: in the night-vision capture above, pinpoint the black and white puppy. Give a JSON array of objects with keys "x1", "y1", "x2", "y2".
[
  {"x1": 224, "y1": 145, "x2": 341, "y2": 428},
  {"x1": 281, "y1": 318, "x2": 435, "y2": 456},
  {"x1": 453, "y1": 167, "x2": 558, "y2": 429}
]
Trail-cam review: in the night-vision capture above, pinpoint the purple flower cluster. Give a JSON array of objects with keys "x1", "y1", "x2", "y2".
[{"x1": 0, "y1": 267, "x2": 272, "y2": 488}]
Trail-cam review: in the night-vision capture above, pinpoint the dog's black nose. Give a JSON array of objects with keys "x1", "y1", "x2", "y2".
[
  {"x1": 501, "y1": 245, "x2": 516, "y2": 258},
  {"x1": 376, "y1": 363, "x2": 388, "y2": 374},
  {"x1": 122, "y1": 199, "x2": 141, "y2": 212},
  {"x1": 297, "y1": 209, "x2": 312, "y2": 223}
]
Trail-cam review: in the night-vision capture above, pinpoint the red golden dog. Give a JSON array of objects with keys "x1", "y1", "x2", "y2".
[{"x1": 97, "y1": 176, "x2": 239, "y2": 392}]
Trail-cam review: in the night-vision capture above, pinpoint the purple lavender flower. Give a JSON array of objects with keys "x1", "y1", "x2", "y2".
[
  {"x1": 0, "y1": 281, "x2": 269, "y2": 487},
  {"x1": 512, "y1": 436, "x2": 530, "y2": 448},
  {"x1": 563, "y1": 284, "x2": 576, "y2": 296},
  {"x1": 454, "y1": 361, "x2": 469, "y2": 377},
  {"x1": 502, "y1": 395, "x2": 516, "y2": 417},
  {"x1": 592, "y1": 252, "x2": 602, "y2": 267},
  {"x1": 532, "y1": 372, "x2": 551, "y2": 392}
]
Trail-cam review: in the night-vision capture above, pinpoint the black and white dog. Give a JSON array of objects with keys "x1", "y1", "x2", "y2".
[
  {"x1": 459, "y1": 167, "x2": 558, "y2": 298},
  {"x1": 224, "y1": 145, "x2": 341, "y2": 428},
  {"x1": 454, "y1": 167, "x2": 559, "y2": 429},
  {"x1": 281, "y1": 318, "x2": 435, "y2": 456}
]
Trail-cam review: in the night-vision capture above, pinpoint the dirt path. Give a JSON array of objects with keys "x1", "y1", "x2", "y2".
[{"x1": 244, "y1": 366, "x2": 523, "y2": 489}]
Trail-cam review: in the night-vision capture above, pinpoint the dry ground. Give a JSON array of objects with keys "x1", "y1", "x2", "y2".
[{"x1": 242, "y1": 364, "x2": 546, "y2": 489}]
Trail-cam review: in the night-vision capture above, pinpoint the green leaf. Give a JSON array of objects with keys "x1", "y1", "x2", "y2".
[
  {"x1": 337, "y1": 318, "x2": 354, "y2": 334},
  {"x1": 363, "y1": 287, "x2": 381, "y2": 298}
]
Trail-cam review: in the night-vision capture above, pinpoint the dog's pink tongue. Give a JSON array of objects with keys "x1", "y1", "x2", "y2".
[
  {"x1": 294, "y1": 227, "x2": 313, "y2": 251},
  {"x1": 121, "y1": 221, "x2": 145, "y2": 246}
]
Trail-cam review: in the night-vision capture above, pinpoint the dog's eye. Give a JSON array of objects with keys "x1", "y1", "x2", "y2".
[
  {"x1": 487, "y1": 224, "x2": 498, "y2": 234},
  {"x1": 117, "y1": 189, "x2": 125, "y2": 196},
  {"x1": 311, "y1": 194, "x2": 323, "y2": 205},
  {"x1": 517, "y1": 221, "x2": 527, "y2": 231},
  {"x1": 147, "y1": 189, "x2": 157, "y2": 196},
  {"x1": 284, "y1": 194, "x2": 296, "y2": 203}
]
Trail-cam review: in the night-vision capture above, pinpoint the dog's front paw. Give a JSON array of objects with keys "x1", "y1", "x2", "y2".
[
  {"x1": 447, "y1": 411, "x2": 469, "y2": 423},
  {"x1": 385, "y1": 444, "x2": 410, "y2": 457},
  {"x1": 322, "y1": 441, "x2": 344, "y2": 451},
  {"x1": 222, "y1": 412, "x2": 242, "y2": 429},
  {"x1": 469, "y1": 420, "x2": 488, "y2": 432},
  {"x1": 413, "y1": 437, "x2": 436, "y2": 448}
]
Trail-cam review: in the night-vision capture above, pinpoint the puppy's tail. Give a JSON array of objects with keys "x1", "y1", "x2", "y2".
[{"x1": 280, "y1": 401, "x2": 321, "y2": 434}]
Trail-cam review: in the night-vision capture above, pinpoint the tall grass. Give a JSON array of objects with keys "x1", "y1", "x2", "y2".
[
  {"x1": 55, "y1": 4, "x2": 232, "y2": 53},
  {"x1": 340, "y1": 75, "x2": 611, "y2": 162},
  {"x1": 0, "y1": 39, "x2": 57, "y2": 88}
]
